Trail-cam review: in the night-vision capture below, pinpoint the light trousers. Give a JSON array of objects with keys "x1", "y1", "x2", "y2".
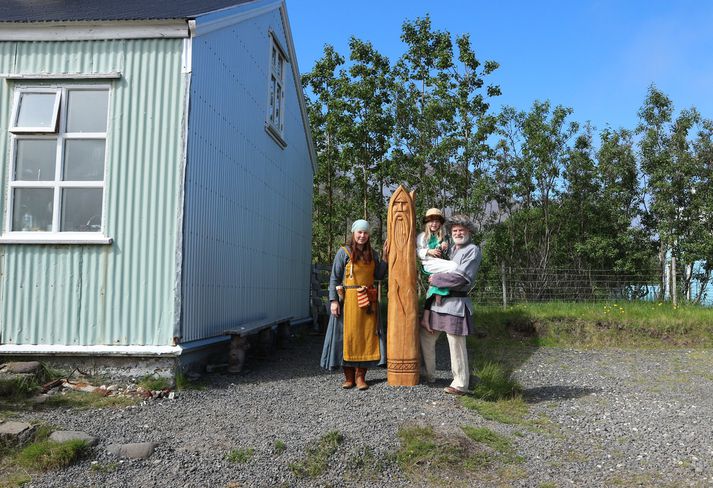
[{"x1": 420, "y1": 328, "x2": 469, "y2": 392}]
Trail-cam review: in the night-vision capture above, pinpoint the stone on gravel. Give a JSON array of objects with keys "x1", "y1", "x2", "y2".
[
  {"x1": 0, "y1": 361, "x2": 42, "y2": 374},
  {"x1": 30, "y1": 394, "x2": 50, "y2": 404},
  {"x1": 0, "y1": 421, "x2": 34, "y2": 447},
  {"x1": 49, "y1": 431, "x2": 98, "y2": 446},
  {"x1": 107, "y1": 442, "x2": 158, "y2": 459},
  {"x1": 62, "y1": 381, "x2": 98, "y2": 393}
]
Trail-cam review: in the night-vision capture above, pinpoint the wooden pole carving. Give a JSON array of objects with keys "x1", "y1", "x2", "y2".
[{"x1": 386, "y1": 185, "x2": 419, "y2": 386}]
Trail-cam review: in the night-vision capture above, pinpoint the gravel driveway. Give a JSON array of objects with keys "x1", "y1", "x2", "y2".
[{"x1": 16, "y1": 333, "x2": 713, "y2": 487}]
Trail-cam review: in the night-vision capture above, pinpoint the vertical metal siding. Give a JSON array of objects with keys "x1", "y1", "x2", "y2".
[
  {"x1": 0, "y1": 39, "x2": 185, "y2": 346},
  {"x1": 181, "y1": 10, "x2": 312, "y2": 341}
]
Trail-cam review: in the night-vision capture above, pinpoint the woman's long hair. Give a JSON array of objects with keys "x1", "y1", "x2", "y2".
[
  {"x1": 423, "y1": 220, "x2": 446, "y2": 244},
  {"x1": 348, "y1": 234, "x2": 373, "y2": 263}
]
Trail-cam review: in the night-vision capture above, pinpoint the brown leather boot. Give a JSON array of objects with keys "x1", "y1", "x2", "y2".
[
  {"x1": 355, "y1": 368, "x2": 368, "y2": 390},
  {"x1": 342, "y1": 367, "x2": 355, "y2": 389}
]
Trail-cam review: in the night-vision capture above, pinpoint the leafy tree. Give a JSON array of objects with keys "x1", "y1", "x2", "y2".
[
  {"x1": 638, "y1": 85, "x2": 704, "y2": 302},
  {"x1": 302, "y1": 45, "x2": 353, "y2": 262},
  {"x1": 339, "y1": 37, "x2": 395, "y2": 245},
  {"x1": 392, "y1": 15, "x2": 499, "y2": 217}
]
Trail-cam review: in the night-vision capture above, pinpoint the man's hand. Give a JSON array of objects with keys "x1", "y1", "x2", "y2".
[
  {"x1": 330, "y1": 300, "x2": 340, "y2": 317},
  {"x1": 382, "y1": 239, "x2": 389, "y2": 261},
  {"x1": 420, "y1": 317, "x2": 434, "y2": 334}
]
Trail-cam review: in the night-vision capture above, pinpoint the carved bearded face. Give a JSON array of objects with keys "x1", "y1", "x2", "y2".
[{"x1": 392, "y1": 192, "x2": 411, "y2": 248}]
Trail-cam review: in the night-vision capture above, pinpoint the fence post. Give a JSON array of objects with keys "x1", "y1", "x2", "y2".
[
  {"x1": 671, "y1": 254, "x2": 677, "y2": 307},
  {"x1": 501, "y1": 261, "x2": 508, "y2": 309}
]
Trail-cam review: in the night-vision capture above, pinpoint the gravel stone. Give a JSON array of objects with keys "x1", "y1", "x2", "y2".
[
  {"x1": 107, "y1": 442, "x2": 158, "y2": 459},
  {"x1": 49, "y1": 430, "x2": 98, "y2": 446},
  {"x1": 15, "y1": 335, "x2": 713, "y2": 487}
]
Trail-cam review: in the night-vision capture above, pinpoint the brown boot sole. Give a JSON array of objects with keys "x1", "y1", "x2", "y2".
[{"x1": 342, "y1": 382, "x2": 355, "y2": 389}]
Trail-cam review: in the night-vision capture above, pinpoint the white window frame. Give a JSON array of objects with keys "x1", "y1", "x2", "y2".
[
  {"x1": 9, "y1": 88, "x2": 62, "y2": 133},
  {"x1": 1, "y1": 84, "x2": 112, "y2": 244},
  {"x1": 265, "y1": 31, "x2": 288, "y2": 148}
]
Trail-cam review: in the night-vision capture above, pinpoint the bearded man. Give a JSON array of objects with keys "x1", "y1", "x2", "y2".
[{"x1": 419, "y1": 214, "x2": 482, "y2": 396}]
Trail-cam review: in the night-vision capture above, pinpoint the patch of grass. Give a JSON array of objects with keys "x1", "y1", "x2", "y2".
[
  {"x1": 31, "y1": 424, "x2": 53, "y2": 443},
  {"x1": 474, "y1": 302, "x2": 713, "y2": 349},
  {"x1": 173, "y1": 370, "x2": 207, "y2": 391},
  {"x1": 397, "y1": 425, "x2": 470, "y2": 471},
  {"x1": 289, "y1": 431, "x2": 343, "y2": 478},
  {"x1": 461, "y1": 396, "x2": 529, "y2": 425},
  {"x1": 0, "y1": 472, "x2": 31, "y2": 488},
  {"x1": 471, "y1": 361, "x2": 522, "y2": 401},
  {"x1": 226, "y1": 447, "x2": 254, "y2": 464},
  {"x1": 345, "y1": 446, "x2": 388, "y2": 481},
  {"x1": 15, "y1": 439, "x2": 88, "y2": 471},
  {"x1": 461, "y1": 426, "x2": 513, "y2": 455},
  {"x1": 396, "y1": 424, "x2": 504, "y2": 483},
  {"x1": 0, "y1": 375, "x2": 40, "y2": 402},
  {"x1": 90, "y1": 461, "x2": 118, "y2": 473},
  {"x1": 273, "y1": 440, "x2": 286, "y2": 455},
  {"x1": 43, "y1": 390, "x2": 137, "y2": 410},
  {"x1": 137, "y1": 374, "x2": 171, "y2": 391},
  {"x1": 0, "y1": 409, "x2": 17, "y2": 423}
]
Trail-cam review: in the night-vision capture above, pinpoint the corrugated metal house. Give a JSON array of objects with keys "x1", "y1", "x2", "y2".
[{"x1": 0, "y1": 0, "x2": 315, "y2": 369}]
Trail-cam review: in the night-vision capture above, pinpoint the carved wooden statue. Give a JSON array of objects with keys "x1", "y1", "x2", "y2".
[{"x1": 386, "y1": 185, "x2": 419, "y2": 386}]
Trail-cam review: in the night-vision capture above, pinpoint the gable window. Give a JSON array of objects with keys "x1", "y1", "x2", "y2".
[
  {"x1": 266, "y1": 33, "x2": 287, "y2": 146},
  {"x1": 4, "y1": 85, "x2": 110, "y2": 242}
]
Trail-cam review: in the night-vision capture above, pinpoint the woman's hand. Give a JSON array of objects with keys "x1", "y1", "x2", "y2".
[
  {"x1": 330, "y1": 300, "x2": 341, "y2": 317},
  {"x1": 427, "y1": 248, "x2": 442, "y2": 258}
]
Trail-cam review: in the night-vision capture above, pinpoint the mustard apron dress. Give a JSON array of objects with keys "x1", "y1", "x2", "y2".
[
  {"x1": 320, "y1": 246, "x2": 385, "y2": 369},
  {"x1": 341, "y1": 248, "x2": 380, "y2": 362}
]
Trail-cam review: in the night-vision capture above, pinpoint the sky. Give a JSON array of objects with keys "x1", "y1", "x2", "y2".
[{"x1": 286, "y1": 0, "x2": 713, "y2": 134}]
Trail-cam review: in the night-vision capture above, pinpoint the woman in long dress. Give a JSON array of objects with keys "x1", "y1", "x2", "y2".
[{"x1": 320, "y1": 219, "x2": 387, "y2": 390}]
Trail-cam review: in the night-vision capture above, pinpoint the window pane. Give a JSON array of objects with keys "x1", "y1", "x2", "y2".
[
  {"x1": 16, "y1": 92, "x2": 57, "y2": 128},
  {"x1": 269, "y1": 77, "x2": 276, "y2": 122},
  {"x1": 275, "y1": 84, "x2": 282, "y2": 125},
  {"x1": 61, "y1": 188, "x2": 102, "y2": 232},
  {"x1": 15, "y1": 139, "x2": 57, "y2": 181},
  {"x1": 12, "y1": 188, "x2": 53, "y2": 231},
  {"x1": 64, "y1": 140, "x2": 105, "y2": 181},
  {"x1": 66, "y1": 90, "x2": 108, "y2": 132}
]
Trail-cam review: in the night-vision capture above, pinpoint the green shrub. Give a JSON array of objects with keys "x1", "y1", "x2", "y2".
[
  {"x1": 15, "y1": 439, "x2": 88, "y2": 471},
  {"x1": 472, "y1": 361, "x2": 522, "y2": 401},
  {"x1": 226, "y1": 447, "x2": 254, "y2": 463}
]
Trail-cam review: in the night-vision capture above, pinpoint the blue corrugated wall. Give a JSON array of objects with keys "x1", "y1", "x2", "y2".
[{"x1": 180, "y1": 8, "x2": 313, "y2": 341}]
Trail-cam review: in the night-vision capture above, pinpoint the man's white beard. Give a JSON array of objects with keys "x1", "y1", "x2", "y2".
[{"x1": 453, "y1": 235, "x2": 470, "y2": 246}]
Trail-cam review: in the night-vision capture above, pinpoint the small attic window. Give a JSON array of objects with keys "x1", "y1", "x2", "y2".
[
  {"x1": 266, "y1": 32, "x2": 288, "y2": 148},
  {"x1": 10, "y1": 89, "x2": 61, "y2": 133}
]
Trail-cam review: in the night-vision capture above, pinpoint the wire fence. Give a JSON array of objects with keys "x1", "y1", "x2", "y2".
[
  {"x1": 312, "y1": 265, "x2": 713, "y2": 308},
  {"x1": 473, "y1": 267, "x2": 713, "y2": 306}
]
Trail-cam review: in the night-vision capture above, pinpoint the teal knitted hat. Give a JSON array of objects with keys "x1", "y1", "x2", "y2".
[{"x1": 351, "y1": 219, "x2": 370, "y2": 232}]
